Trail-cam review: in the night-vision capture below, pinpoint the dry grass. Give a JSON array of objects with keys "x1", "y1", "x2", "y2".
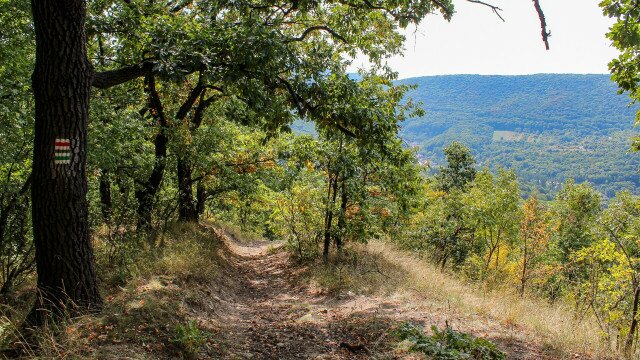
[
  {"x1": 345, "y1": 239, "x2": 615, "y2": 359},
  {"x1": 0, "y1": 222, "x2": 226, "y2": 359}
]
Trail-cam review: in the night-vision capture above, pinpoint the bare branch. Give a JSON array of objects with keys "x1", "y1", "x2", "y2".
[
  {"x1": 466, "y1": 0, "x2": 550, "y2": 49},
  {"x1": 466, "y1": 0, "x2": 504, "y2": 22},
  {"x1": 532, "y1": 0, "x2": 551, "y2": 50}
]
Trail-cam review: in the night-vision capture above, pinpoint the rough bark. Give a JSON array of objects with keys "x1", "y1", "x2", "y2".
[
  {"x1": 92, "y1": 62, "x2": 154, "y2": 89},
  {"x1": 28, "y1": 0, "x2": 101, "y2": 324}
]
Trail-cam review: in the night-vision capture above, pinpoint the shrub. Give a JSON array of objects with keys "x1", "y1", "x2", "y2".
[
  {"x1": 172, "y1": 320, "x2": 209, "y2": 359},
  {"x1": 394, "y1": 322, "x2": 505, "y2": 360}
]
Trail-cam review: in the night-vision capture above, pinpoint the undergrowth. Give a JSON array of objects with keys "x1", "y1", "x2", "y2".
[
  {"x1": 172, "y1": 320, "x2": 210, "y2": 360},
  {"x1": 0, "y1": 222, "x2": 223, "y2": 359},
  {"x1": 394, "y1": 322, "x2": 506, "y2": 360}
]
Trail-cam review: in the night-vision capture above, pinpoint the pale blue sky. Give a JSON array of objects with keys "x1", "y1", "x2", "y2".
[{"x1": 351, "y1": 0, "x2": 618, "y2": 79}]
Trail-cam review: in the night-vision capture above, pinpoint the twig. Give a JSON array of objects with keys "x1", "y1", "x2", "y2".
[{"x1": 466, "y1": 0, "x2": 504, "y2": 22}]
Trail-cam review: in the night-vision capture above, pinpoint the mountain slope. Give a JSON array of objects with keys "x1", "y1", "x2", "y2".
[{"x1": 397, "y1": 74, "x2": 640, "y2": 198}]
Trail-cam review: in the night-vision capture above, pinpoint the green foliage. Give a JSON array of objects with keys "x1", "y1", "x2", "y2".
[
  {"x1": 3, "y1": 0, "x2": 640, "y2": 356},
  {"x1": 436, "y1": 141, "x2": 477, "y2": 192},
  {"x1": 550, "y1": 179, "x2": 601, "y2": 263},
  {"x1": 458, "y1": 168, "x2": 521, "y2": 282},
  {"x1": 395, "y1": 322, "x2": 505, "y2": 360},
  {"x1": 0, "y1": 0, "x2": 34, "y2": 295},
  {"x1": 600, "y1": 0, "x2": 640, "y2": 150},
  {"x1": 570, "y1": 190, "x2": 640, "y2": 351},
  {"x1": 419, "y1": 188, "x2": 472, "y2": 269},
  {"x1": 172, "y1": 320, "x2": 209, "y2": 359}
]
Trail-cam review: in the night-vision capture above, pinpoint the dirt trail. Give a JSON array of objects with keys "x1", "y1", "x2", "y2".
[
  {"x1": 209, "y1": 229, "x2": 561, "y2": 360},
  {"x1": 212, "y1": 231, "x2": 392, "y2": 359}
]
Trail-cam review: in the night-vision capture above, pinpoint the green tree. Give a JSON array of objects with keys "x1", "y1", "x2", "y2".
[
  {"x1": 600, "y1": 0, "x2": 640, "y2": 150},
  {"x1": 518, "y1": 193, "x2": 550, "y2": 296},
  {"x1": 573, "y1": 191, "x2": 640, "y2": 355},
  {"x1": 422, "y1": 187, "x2": 472, "y2": 271},
  {"x1": 436, "y1": 141, "x2": 477, "y2": 192},
  {"x1": 0, "y1": 0, "x2": 35, "y2": 295},
  {"x1": 551, "y1": 180, "x2": 601, "y2": 264},
  {"x1": 26, "y1": 0, "x2": 458, "y2": 320},
  {"x1": 18, "y1": 0, "x2": 551, "y2": 322},
  {"x1": 464, "y1": 168, "x2": 521, "y2": 276}
]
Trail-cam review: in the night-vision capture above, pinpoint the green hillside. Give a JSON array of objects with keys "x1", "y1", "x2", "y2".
[{"x1": 397, "y1": 74, "x2": 640, "y2": 198}]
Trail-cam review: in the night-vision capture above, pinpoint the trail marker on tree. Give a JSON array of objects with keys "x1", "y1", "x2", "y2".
[{"x1": 54, "y1": 138, "x2": 71, "y2": 164}]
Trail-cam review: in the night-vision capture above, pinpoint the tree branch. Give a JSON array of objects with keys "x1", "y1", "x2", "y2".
[
  {"x1": 289, "y1": 25, "x2": 347, "y2": 43},
  {"x1": 146, "y1": 75, "x2": 168, "y2": 127},
  {"x1": 532, "y1": 0, "x2": 550, "y2": 50},
  {"x1": 176, "y1": 73, "x2": 205, "y2": 121},
  {"x1": 92, "y1": 62, "x2": 155, "y2": 89},
  {"x1": 466, "y1": 0, "x2": 504, "y2": 22},
  {"x1": 335, "y1": 123, "x2": 357, "y2": 138}
]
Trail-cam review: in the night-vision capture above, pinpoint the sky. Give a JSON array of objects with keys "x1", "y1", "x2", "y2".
[{"x1": 350, "y1": 0, "x2": 618, "y2": 79}]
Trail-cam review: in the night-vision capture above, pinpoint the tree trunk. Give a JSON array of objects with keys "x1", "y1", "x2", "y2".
[
  {"x1": 135, "y1": 75, "x2": 167, "y2": 231},
  {"x1": 99, "y1": 170, "x2": 112, "y2": 221},
  {"x1": 175, "y1": 84, "x2": 208, "y2": 223},
  {"x1": 336, "y1": 180, "x2": 347, "y2": 251},
  {"x1": 520, "y1": 237, "x2": 529, "y2": 297},
  {"x1": 196, "y1": 182, "x2": 207, "y2": 215},
  {"x1": 323, "y1": 175, "x2": 339, "y2": 260},
  {"x1": 625, "y1": 285, "x2": 640, "y2": 356},
  {"x1": 440, "y1": 255, "x2": 448, "y2": 272},
  {"x1": 177, "y1": 157, "x2": 198, "y2": 222},
  {"x1": 28, "y1": 0, "x2": 102, "y2": 324}
]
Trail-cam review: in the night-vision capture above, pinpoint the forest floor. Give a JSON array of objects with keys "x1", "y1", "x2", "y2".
[{"x1": 3, "y1": 223, "x2": 612, "y2": 359}]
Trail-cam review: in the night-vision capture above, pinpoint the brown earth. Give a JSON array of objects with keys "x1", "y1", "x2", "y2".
[{"x1": 203, "y1": 227, "x2": 570, "y2": 360}]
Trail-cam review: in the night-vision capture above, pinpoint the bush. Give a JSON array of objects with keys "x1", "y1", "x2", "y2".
[
  {"x1": 394, "y1": 322, "x2": 505, "y2": 360},
  {"x1": 172, "y1": 320, "x2": 209, "y2": 359}
]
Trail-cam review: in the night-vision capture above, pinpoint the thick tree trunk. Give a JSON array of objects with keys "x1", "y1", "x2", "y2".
[
  {"x1": 177, "y1": 157, "x2": 198, "y2": 222},
  {"x1": 28, "y1": 0, "x2": 102, "y2": 324},
  {"x1": 99, "y1": 170, "x2": 112, "y2": 221}
]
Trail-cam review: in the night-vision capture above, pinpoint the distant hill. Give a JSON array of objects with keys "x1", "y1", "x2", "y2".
[{"x1": 397, "y1": 74, "x2": 640, "y2": 199}]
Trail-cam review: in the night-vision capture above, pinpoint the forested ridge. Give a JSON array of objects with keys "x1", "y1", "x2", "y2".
[
  {"x1": 396, "y1": 74, "x2": 640, "y2": 199},
  {"x1": 3, "y1": 0, "x2": 640, "y2": 359}
]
